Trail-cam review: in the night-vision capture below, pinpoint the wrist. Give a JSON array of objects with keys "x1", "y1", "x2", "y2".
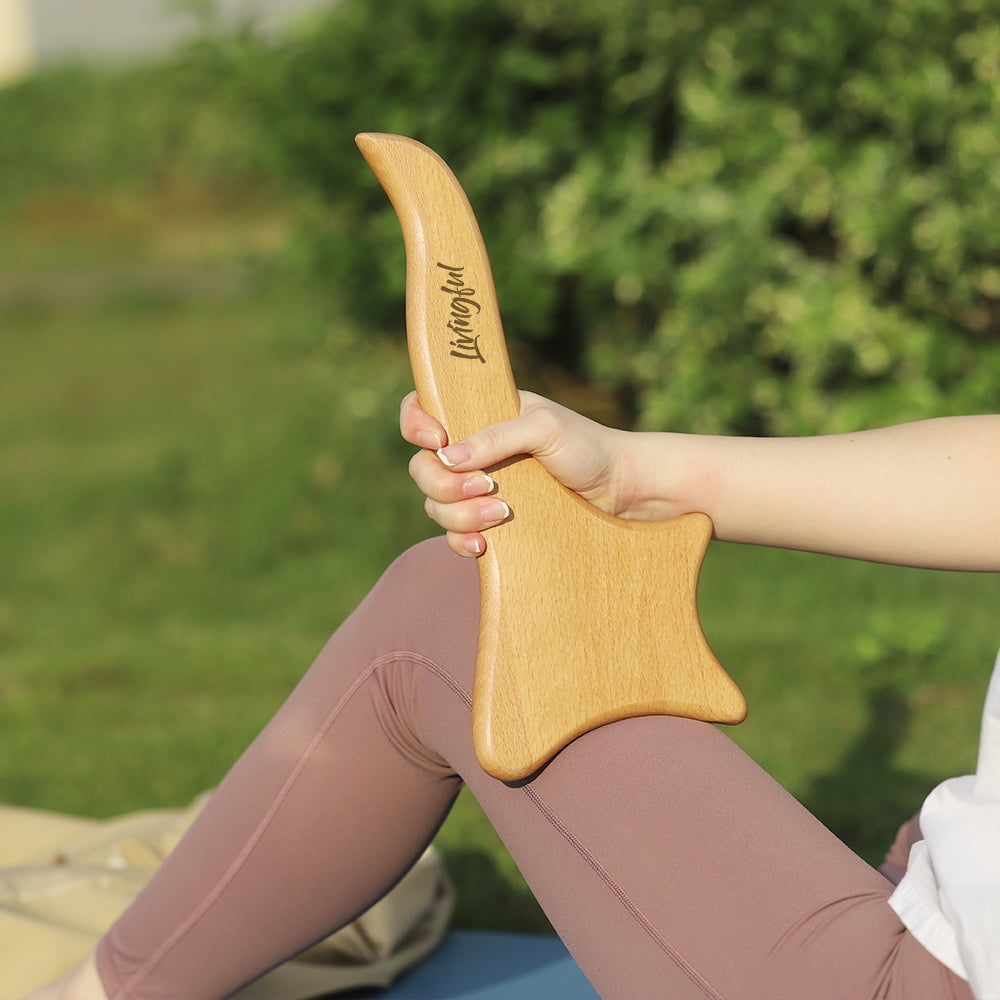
[{"x1": 615, "y1": 431, "x2": 710, "y2": 522}]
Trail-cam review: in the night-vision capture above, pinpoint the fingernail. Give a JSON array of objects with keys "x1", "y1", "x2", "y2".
[
  {"x1": 462, "y1": 473, "x2": 495, "y2": 497},
  {"x1": 482, "y1": 500, "x2": 511, "y2": 524},
  {"x1": 438, "y1": 443, "x2": 472, "y2": 467},
  {"x1": 463, "y1": 537, "x2": 484, "y2": 556},
  {"x1": 417, "y1": 430, "x2": 443, "y2": 450}
]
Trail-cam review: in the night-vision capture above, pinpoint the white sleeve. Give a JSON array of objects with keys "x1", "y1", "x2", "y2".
[{"x1": 889, "y1": 650, "x2": 1000, "y2": 1000}]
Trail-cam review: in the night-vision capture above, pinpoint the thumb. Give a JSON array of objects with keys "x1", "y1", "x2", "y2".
[{"x1": 436, "y1": 398, "x2": 555, "y2": 472}]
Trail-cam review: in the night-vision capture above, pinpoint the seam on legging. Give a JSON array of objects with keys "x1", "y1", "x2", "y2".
[
  {"x1": 110, "y1": 653, "x2": 393, "y2": 999},
  {"x1": 414, "y1": 651, "x2": 474, "y2": 709},
  {"x1": 523, "y1": 778, "x2": 726, "y2": 1000},
  {"x1": 374, "y1": 653, "x2": 471, "y2": 774},
  {"x1": 111, "y1": 649, "x2": 724, "y2": 1000},
  {"x1": 413, "y1": 655, "x2": 725, "y2": 1000}
]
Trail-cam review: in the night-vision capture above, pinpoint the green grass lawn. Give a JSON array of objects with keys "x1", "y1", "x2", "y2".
[{"x1": 2, "y1": 189, "x2": 998, "y2": 938}]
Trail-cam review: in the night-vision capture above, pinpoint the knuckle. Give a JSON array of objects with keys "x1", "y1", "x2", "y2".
[
  {"x1": 529, "y1": 404, "x2": 562, "y2": 447},
  {"x1": 476, "y1": 423, "x2": 507, "y2": 458}
]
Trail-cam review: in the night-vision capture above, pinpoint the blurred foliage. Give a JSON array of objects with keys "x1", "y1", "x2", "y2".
[
  {"x1": 0, "y1": 44, "x2": 265, "y2": 217},
  {"x1": 3, "y1": 0, "x2": 999, "y2": 434},
  {"x1": 222, "y1": 0, "x2": 1000, "y2": 433}
]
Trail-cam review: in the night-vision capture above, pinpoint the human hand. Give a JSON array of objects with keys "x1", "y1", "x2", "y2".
[{"x1": 400, "y1": 390, "x2": 642, "y2": 556}]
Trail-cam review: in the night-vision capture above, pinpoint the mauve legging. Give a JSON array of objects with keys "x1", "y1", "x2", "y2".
[{"x1": 95, "y1": 538, "x2": 971, "y2": 1000}]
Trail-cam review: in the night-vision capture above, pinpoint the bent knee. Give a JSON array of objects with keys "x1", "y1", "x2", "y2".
[{"x1": 381, "y1": 536, "x2": 480, "y2": 612}]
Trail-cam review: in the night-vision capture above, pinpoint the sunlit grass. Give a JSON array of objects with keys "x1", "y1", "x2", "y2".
[{"x1": 0, "y1": 277, "x2": 426, "y2": 800}]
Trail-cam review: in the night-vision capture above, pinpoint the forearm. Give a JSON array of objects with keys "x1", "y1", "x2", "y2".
[{"x1": 629, "y1": 415, "x2": 1000, "y2": 571}]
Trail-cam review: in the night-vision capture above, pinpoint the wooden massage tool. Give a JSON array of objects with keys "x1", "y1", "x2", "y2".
[{"x1": 356, "y1": 133, "x2": 747, "y2": 781}]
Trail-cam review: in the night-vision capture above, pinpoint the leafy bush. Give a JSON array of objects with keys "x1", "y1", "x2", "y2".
[
  {"x1": 4, "y1": 0, "x2": 997, "y2": 434},
  {"x1": 237, "y1": 0, "x2": 1000, "y2": 433}
]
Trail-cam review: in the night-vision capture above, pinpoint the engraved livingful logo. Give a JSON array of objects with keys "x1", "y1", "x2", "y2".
[{"x1": 437, "y1": 262, "x2": 485, "y2": 363}]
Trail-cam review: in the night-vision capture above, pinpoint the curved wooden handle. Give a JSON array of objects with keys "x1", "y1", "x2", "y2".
[
  {"x1": 354, "y1": 132, "x2": 518, "y2": 440},
  {"x1": 357, "y1": 133, "x2": 747, "y2": 781}
]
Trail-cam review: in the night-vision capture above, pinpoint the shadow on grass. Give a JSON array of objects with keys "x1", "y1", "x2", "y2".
[
  {"x1": 446, "y1": 846, "x2": 554, "y2": 936},
  {"x1": 799, "y1": 683, "x2": 940, "y2": 867}
]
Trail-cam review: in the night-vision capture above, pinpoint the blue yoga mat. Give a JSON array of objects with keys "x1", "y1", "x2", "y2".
[{"x1": 359, "y1": 930, "x2": 600, "y2": 999}]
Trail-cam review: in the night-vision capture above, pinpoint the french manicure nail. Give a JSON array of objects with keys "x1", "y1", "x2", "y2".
[
  {"x1": 462, "y1": 473, "x2": 495, "y2": 497},
  {"x1": 482, "y1": 500, "x2": 511, "y2": 523},
  {"x1": 417, "y1": 430, "x2": 443, "y2": 450},
  {"x1": 437, "y1": 443, "x2": 472, "y2": 467}
]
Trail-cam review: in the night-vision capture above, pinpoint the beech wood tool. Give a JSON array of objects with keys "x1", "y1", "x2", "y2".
[{"x1": 356, "y1": 133, "x2": 747, "y2": 781}]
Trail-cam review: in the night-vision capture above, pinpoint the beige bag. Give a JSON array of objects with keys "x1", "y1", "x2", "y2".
[{"x1": 0, "y1": 793, "x2": 454, "y2": 1000}]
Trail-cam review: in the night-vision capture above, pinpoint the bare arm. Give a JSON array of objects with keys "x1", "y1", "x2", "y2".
[
  {"x1": 628, "y1": 415, "x2": 1000, "y2": 571},
  {"x1": 402, "y1": 393, "x2": 1000, "y2": 572}
]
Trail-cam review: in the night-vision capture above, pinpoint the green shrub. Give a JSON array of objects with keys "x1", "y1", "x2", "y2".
[
  {"x1": 239, "y1": 0, "x2": 1000, "y2": 433},
  {"x1": 4, "y1": 0, "x2": 997, "y2": 435}
]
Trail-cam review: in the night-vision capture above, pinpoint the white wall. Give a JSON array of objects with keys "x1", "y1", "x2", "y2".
[{"x1": 0, "y1": 0, "x2": 35, "y2": 83}]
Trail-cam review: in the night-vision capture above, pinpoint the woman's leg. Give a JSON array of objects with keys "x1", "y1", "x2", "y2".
[
  {"x1": 77, "y1": 537, "x2": 968, "y2": 1000},
  {"x1": 93, "y1": 538, "x2": 474, "y2": 999}
]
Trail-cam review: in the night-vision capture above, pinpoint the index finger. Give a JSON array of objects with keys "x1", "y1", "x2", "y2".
[{"x1": 400, "y1": 391, "x2": 449, "y2": 451}]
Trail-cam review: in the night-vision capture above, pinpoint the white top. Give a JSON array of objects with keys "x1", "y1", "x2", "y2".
[{"x1": 889, "y1": 649, "x2": 1000, "y2": 999}]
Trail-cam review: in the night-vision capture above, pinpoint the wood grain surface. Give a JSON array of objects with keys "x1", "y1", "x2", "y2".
[{"x1": 357, "y1": 133, "x2": 746, "y2": 781}]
